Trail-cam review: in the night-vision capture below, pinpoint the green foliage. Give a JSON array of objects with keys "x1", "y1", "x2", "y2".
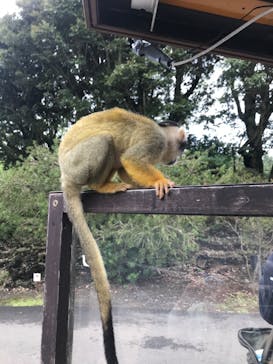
[
  {"x1": 263, "y1": 155, "x2": 273, "y2": 180},
  {"x1": 0, "y1": 140, "x2": 271, "y2": 286},
  {"x1": 0, "y1": 269, "x2": 9, "y2": 287},
  {"x1": 217, "y1": 163, "x2": 265, "y2": 184},
  {"x1": 105, "y1": 57, "x2": 172, "y2": 117},
  {"x1": 90, "y1": 214, "x2": 200, "y2": 283},
  {"x1": 0, "y1": 143, "x2": 59, "y2": 285},
  {"x1": 0, "y1": 0, "x2": 217, "y2": 167},
  {"x1": 0, "y1": 0, "x2": 90, "y2": 166},
  {"x1": 162, "y1": 151, "x2": 231, "y2": 186},
  {"x1": 162, "y1": 136, "x2": 267, "y2": 186}
]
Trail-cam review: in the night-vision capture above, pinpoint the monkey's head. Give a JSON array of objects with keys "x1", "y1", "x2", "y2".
[{"x1": 158, "y1": 121, "x2": 187, "y2": 165}]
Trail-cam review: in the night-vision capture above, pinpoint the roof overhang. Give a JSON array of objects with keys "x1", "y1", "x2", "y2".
[{"x1": 83, "y1": 0, "x2": 273, "y2": 65}]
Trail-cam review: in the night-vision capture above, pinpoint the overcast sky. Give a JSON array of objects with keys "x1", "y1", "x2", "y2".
[{"x1": 0, "y1": 1, "x2": 19, "y2": 17}]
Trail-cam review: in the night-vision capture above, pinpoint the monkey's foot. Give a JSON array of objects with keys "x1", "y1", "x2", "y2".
[
  {"x1": 154, "y1": 179, "x2": 175, "y2": 199},
  {"x1": 90, "y1": 182, "x2": 133, "y2": 194}
]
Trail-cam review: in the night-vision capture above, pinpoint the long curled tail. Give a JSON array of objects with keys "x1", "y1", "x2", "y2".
[{"x1": 63, "y1": 184, "x2": 118, "y2": 364}]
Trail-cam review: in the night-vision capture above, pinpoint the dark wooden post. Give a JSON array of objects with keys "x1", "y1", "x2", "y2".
[{"x1": 41, "y1": 193, "x2": 74, "y2": 364}]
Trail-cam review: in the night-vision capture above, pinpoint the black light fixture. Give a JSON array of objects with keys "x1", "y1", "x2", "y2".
[{"x1": 131, "y1": 39, "x2": 173, "y2": 69}]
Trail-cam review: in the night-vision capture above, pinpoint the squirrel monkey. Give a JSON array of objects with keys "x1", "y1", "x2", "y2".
[{"x1": 58, "y1": 107, "x2": 186, "y2": 364}]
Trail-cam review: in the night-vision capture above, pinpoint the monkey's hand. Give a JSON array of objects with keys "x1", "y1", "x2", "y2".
[
  {"x1": 121, "y1": 158, "x2": 175, "y2": 199},
  {"x1": 154, "y1": 178, "x2": 175, "y2": 199}
]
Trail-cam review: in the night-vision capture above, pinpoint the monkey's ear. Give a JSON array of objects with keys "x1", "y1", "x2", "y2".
[{"x1": 178, "y1": 127, "x2": 186, "y2": 142}]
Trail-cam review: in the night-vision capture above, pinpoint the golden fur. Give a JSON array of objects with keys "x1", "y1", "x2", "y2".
[{"x1": 58, "y1": 107, "x2": 186, "y2": 364}]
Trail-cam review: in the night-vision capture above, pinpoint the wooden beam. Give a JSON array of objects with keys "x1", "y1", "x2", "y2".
[
  {"x1": 57, "y1": 183, "x2": 273, "y2": 217},
  {"x1": 41, "y1": 194, "x2": 74, "y2": 364}
]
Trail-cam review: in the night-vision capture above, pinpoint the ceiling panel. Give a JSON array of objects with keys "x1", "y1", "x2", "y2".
[{"x1": 83, "y1": 0, "x2": 273, "y2": 65}]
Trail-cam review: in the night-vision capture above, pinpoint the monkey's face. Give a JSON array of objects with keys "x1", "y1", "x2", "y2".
[{"x1": 161, "y1": 126, "x2": 187, "y2": 165}]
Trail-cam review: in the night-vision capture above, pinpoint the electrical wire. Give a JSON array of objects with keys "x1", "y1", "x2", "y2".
[
  {"x1": 173, "y1": 7, "x2": 273, "y2": 67},
  {"x1": 150, "y1": 0, "x2": 159, "y2": 32}
]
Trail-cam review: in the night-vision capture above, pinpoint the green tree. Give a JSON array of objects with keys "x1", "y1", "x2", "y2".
[
  {"x1": 166, "y1": 48, "x2": 218, "y2": 123},
  {"x1": 0, "y1": 0, "x2": 217, "y2": 167},
  {"x1": 219, "y1": 59, "x2": 273, "y2": 175},
  {"x1": 91, "y1": 213, "x2": 200, "y2": 283}
]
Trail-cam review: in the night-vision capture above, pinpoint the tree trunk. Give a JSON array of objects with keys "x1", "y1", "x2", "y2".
[
  {"x1": 239, "y1": 142, "x2": 264, "y2": 174},
  {"x1": 234, "y1": 86, "x2": 266, "y2": 175},
  {"x1": 169, "y1": 67, "x2": 183, "y2": 122}
]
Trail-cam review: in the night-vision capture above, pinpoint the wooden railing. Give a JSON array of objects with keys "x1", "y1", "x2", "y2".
[{"x1": 41, "y1": 184, "x2": 273, "y2": 363}]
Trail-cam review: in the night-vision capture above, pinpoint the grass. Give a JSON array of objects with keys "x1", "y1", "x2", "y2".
[
  {"x1": 0, "y1": 294, "x2": 43, "y2": 307},
  {"x1": 216, "y1": 291, "x2": 258, "y2": 313}
]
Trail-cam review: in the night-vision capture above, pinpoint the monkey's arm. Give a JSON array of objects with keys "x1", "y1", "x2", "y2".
[
  {"x1": 117, "y1": 168, "x2": 138, "y2": 187},
  {"x1": 120, "y1": 158, "x2": 174, "y2": 199}
]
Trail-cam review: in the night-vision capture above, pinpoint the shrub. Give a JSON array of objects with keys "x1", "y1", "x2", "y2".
[
  {"x1": 89, "y1": 214, "x2": 201, "y2": 283},
  {"x1": 0, "y1": 144, "x2": 60, "y2": 285}
]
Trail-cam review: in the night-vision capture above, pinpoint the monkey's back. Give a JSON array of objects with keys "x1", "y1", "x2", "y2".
[{"x1": 59, "y1": 108, "x2": 163, "y2": 155}]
